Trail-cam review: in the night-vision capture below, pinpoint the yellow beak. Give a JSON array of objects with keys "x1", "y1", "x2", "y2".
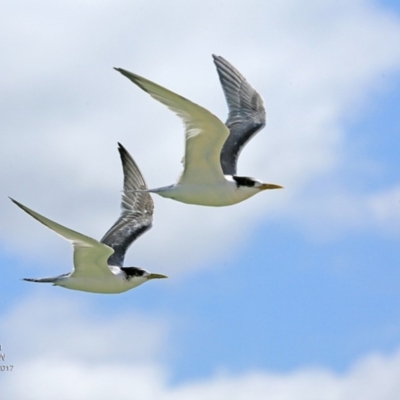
[
  {"x1": 147, "y1": 273, "x2": 168, "y2": 280},
  {"x1": 259, "y1": 183, "x2": 284, "y2": 190}
]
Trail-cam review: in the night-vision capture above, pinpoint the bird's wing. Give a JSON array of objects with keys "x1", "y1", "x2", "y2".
[
  {"x1": 100, "y1": 143, "x2": 153, "y2": 267},
  {"x1": 115, "y1": 68, "x2": 230, "y2": 185},
  {"x1": 213, "y1": 55, "x2": 266, "y2": 175},
  {"x1": 10, "y1": 198, "x2": 114, "y2": 277}
]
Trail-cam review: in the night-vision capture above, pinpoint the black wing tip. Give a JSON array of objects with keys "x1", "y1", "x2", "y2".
[
  {"x1": 114, "y1": 67, "x2": 151, "y2": 96},
  {"x1": 9, "y1": 197, "x2": 25, "y2": 211},
  {"x1": 117, "y1": 143, "x2": 136, "y2": 171},
  {"x1": 117, "y1": 142, "x2": 136, "y2": 165},
  {"x1": 212, "y1": 55, "x2": 246, "y2": 88},
  {"x1": 212, "y1": 54, "x2": 226, "y2": 68},
  {"x1": 114, "y1": 67, "x2": 134, "y2": 79},
  {"x1": 9, "y1": 198, "x2": 38, "y2": 217},
  {"x1": 212, "y1": 53, "x2": 223, "y2": 61},
  {"x1": 212, "y1": 54, "x2": 233, "y2": 68},
  {"x1": 117, "y1": 142, "x2": 127, "y2": 153}
]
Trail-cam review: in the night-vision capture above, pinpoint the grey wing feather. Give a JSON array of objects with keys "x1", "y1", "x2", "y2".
[
  {"x1": 100, "y1": 143, "x2": 153, "y2": 267},
  {"x1": 213, "y1": 55, "x2": 266, "y2": 175}
]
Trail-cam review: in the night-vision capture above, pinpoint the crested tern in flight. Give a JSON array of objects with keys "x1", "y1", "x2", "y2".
[
  {"x1": 114, "y1": 54, "x2": 282, "y2": 207},
  {"x1": 10, "y1": 143, "x2": 167, "y2": 294}
]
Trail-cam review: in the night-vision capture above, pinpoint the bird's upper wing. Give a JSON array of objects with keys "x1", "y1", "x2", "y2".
[
  {"x1": 115, "y1": 68, "x2": 230, "y2": 185},
  {"x1": 10, "y1": 198, "x2": 114, "y2": 277},
  {"x1": 100, "y1": 143, "x2": 153, "y2": 267},
  {"x1": 213, "y1": 55, "x2": 266, "y2": 176}
]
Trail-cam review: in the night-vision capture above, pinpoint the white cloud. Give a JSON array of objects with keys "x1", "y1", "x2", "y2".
[
  {"x1": 283, "y1": 183, "x2": 400, "y2": 241},
  {"x1": 167, "y1": 352, "x2": 400, "y2": 400},
  {"x1": 367, "y1": 185, "x2": 400, "y2": 233},
  {"x1": 5, "y1": 351, "x2": 400, "y2": 400},
  {"x1": 4, "y1": 359, "x2": 166, "y2": 400},
  {"x1": 2, "y1": 293, "x2": 400, "y2": 400},
  {"x1": 1, "y1": 0, "x2": 400, "y2": 274},
  {"x1": 1, "y1": 294, "x2": 169, "y2": 364},
  {"x1": 0, "y1": 293, "x2": 170, "y2": 398}
]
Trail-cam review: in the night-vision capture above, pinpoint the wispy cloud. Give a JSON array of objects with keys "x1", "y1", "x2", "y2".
[{"x1": 2, "y1": 293, "x2": 400, "y2": 399}]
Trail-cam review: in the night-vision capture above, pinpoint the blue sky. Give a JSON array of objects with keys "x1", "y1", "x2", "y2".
[{"x1": 1, "y1": 0, "x2": 400, "y2": 398}]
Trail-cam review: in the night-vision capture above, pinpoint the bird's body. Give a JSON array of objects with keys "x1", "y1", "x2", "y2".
[
  {"x1": 150, "y1": 176, "x2": 271, "y2": 207},
  {"x1": 115, "y1": 54, "x2": 282, "y2": 207},
  {"x1": 24, "y1": 268, "x2": 150, "y2": 294},
  {"x1": 11, "y1": 143, "x2": 167, "y2": 294}
]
